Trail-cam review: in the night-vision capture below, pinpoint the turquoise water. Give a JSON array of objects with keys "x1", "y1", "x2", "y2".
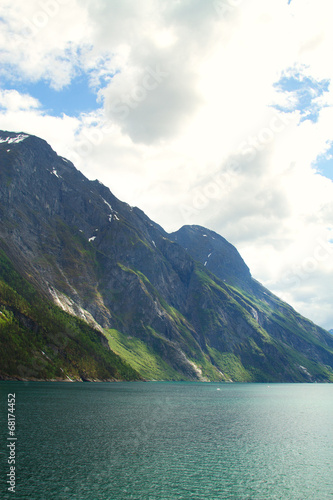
[{"x1": 0, "y1": 382, "x2": 332, "y2": 499}]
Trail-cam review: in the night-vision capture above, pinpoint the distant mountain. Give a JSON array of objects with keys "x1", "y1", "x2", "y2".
[
  {"x1": 330, "y1": 330, "x2": 333, "y2": 335},
  {"x1": 1, "y1": 130, "x2": 333, "y2": 382},
  {"x1": 169, "y1": 225, "x2": 252, "y2": 289}
]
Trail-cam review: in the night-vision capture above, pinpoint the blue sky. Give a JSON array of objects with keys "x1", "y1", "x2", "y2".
[
  {"x1": 0, "y1": 76, "x2": 98, "y2": 117},
  {"x1": 314, "y1": 142, "x2": 333, "y2": 181},
  {"x1": 273, "y1": 69, "x2": 332, "y2": 181},
  {"x1": 273, "y1": 70, "x2": 330, "y2": 123}
]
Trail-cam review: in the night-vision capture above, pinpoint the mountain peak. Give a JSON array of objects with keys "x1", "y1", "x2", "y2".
[
  {"x1": 169, "y1": 224, "x2": 252, "y2": 287},
  {"x1": 1, "y1": 130, "x2": 333, "y2": 382},
  {"x1": 0, "y1": 131, "x2": 30, "y2": 144}
]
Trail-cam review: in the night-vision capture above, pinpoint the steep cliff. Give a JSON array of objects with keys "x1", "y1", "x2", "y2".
[{"x1": 1, "y1": 130, "x2": 333, "y2": 382}]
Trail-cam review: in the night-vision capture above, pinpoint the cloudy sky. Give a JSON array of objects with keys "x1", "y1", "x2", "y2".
[{"x1": 0, "y1": 0, "x2": 333, "y2": 330}]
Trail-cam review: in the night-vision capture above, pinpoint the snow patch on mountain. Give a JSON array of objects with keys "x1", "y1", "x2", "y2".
[
  {"x1": 0, "y1": 134, "x2": 29, "y2": 144},
  {"x1": 102, "y1": 197, "x2": 113, "y2": 212}
]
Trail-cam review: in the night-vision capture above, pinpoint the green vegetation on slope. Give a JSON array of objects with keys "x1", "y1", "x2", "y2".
[
  {"x1": 224, "y1": 284, "x2": 333, "y2": 382},
  {"x1": 105, "y1": 329, "x2": 186, "y2": 380},
  {"x1": 0, "y1": 250, "x2": 140, "y2": 381},
  {"x1": 206, "y1": 347, "x2": 254, "y2": 382}
]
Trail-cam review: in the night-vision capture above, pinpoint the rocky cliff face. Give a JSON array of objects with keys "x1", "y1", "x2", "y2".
[
  {"x1": 1, "y1": 130, "x2": 333, "y2": 382},
  {"x1": 170, "y1": 225, "x2": 252, "y2": 289}
]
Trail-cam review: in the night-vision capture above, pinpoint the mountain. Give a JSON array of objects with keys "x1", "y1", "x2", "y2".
[
  {"x1": 169, "y1": 225, "x2": 252, "y2": 290},
  {"x1": 1, "y1": 130, "x2": 333, "y2": 382}
]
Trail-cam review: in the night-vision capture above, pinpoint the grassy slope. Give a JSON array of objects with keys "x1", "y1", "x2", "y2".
[
  {"x1": 0, "y1": 250, "x2": 140, "y2": 381},
  {"x1": 104, "y1": 329, "x2": 185, "y2": 380},
  {"x1": 226, "y1": 283, "x2": 333, "y2": 382}
]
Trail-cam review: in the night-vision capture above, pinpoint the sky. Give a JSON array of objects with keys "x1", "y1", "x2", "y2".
[{"x1": 0, "y1": 0, "x2": 332, "y2": 330}]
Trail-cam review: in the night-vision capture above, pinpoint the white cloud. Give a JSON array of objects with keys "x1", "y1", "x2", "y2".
[
  {"x1": 0, "y1": 89, "x2": 40, "y2": 111},
  {"x1": 0, "y1": 0, "x2": 333, "y2": 329},
  {"x1": 0, "y1": 90, "x2": 80, "y2": 156},
  {"x1": 86, "y1": 0, "x2": 224, "y2": 145},
  {"x1": 0, "y1": 0, "x2": 90, "y2": 89}
]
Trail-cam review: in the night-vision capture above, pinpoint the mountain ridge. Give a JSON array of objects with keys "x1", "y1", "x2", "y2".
[{"x1": 1, "y1": 130, "x2": 333, "y2": 382}]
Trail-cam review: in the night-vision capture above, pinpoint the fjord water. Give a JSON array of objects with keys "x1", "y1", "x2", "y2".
[{"x1": 0, "y1": 382, "x2": 332, "y2": 499}]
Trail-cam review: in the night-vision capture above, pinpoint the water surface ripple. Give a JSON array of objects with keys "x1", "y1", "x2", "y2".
[{"x1": 0, "y1": 382, "x2": 332, "y2": 499}]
